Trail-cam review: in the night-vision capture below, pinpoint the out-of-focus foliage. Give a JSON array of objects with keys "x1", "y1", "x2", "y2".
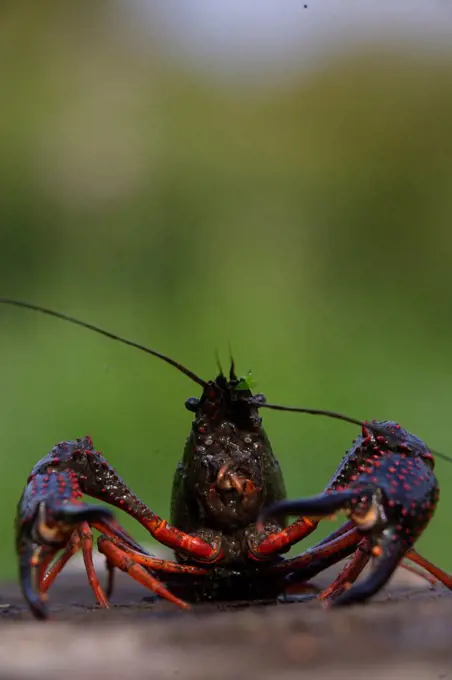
[{"x1": 1, "y1": 2, "x2": 452, "y2": 580}]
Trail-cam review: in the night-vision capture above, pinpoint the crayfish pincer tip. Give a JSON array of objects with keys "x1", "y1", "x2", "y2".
[
  {"x1": 29, "y1": 599, "x2": 49, "y2": 621},
  {"x1": 261, "y1": 490, "x2": 362, "y2": 524},
  {"x1": 19, "y1": 546, "x2": 51, "y2": 620},
  {"x1": 258, "y1": 499, "x2": 296, "y2": 526},
  {"x1": 20, "y1": 576, "x2": 49, "y2": 621},
  {"x1": 259, "y1": 499, "x2": 305, "y2": 524}
]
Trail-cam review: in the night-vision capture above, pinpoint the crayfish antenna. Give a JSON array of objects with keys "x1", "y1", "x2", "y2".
[
  {"x1": 254, "y1": 401, "x2": 364, "y2": 428},
  {"x1": 0, "y1": 298, "x2": 208, "y2": 388},
  {"x1": 429, "y1": 449, "x2": 452, "y2": 465},
  {"x1": 253, "y1": 401, "x2": 452, "y2": 465}
]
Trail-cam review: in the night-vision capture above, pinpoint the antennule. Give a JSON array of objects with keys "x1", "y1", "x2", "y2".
[
  {"x1": 214, "y1": 349, "x2": 224, "y2": 377},
  {"x1": 228, "y1": 342, "x2": 237, "y2": 381},
  {"x1": 0, "y1": 299, "x2": 207, "y2": 388}
]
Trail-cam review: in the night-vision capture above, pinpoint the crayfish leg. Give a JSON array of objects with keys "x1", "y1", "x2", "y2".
[
  {"x1": 252, "y1": 517, "x2": 319, "y2": 558},
  {"x1": 79, "y1": 523, "x2": 109, "y2": 608},
  {"x1": 314, "y1": 520, "x2": 355, "y2": 547},
  {"x1": 40, "y1": 532, "x2": 81, "y2": 593},
  {"x1": 98, "y1": 537, "x2": 209, "y2": 576},
  {"x1": 92, "y1": 517, "x2": 148, "y2": 554},
  {"x1": 319, "y1": 539, "x2": 371, "y2": 603},
  {"x1": 91, "y1": 518, "x2": 152, "y2": 600},
  {"x1": 41, "y1": 524, "x2": 110, "y2": 608},
  {"x1": 273, "y1": 526, "x2": 361, "y2": 576},
  {"x1": 399, "y1": 562, "x2": 438, "y2": 587},
  {"x1": 97, "y1": 536, "x2": 191, "y2": 610},
  {"x1": 405, "y1": 549, "x2": 452, "y2": 589}
]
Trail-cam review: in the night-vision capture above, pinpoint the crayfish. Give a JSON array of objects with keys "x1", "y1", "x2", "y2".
[
  {"x1": 1, "y1": 298, "x2": 451, "y2": 619},
  {"x1": 260, "y1": 418, "x2": 452, "y2": 605}
]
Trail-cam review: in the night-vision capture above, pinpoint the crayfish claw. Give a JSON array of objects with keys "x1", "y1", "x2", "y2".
[
  {"x1": 29, "y1": 500, "x2": 113, "y2": 548},
  {"x1": 259, "y1": 488, "x2": 367, "y2": 525},
  {"x1": 16, "y1": 488, "x2": 115, "y2": 619},
  {"x1": 331, "y1": 531, "x2": 402, "y2": 606}
]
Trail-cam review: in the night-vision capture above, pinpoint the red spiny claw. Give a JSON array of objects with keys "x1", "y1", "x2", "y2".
[
  {"x1": 17, "y1": 437, "x2": 222, "y2": 620},
  {"x1": 48, "y1": 437, "x2": 223, "y2": 562},
  {"x1": 262, "y1": 443, "x2": 442, "y2": 605},
  {"x1": 25, "y1": 436, "x2": 221, "y2": 561},
  {"x1": 16, "y1": 457, "x2": 114, "y2": 620},
  {"x1": 327, "y1": 451, "x2": 441, "y2": 605},
  {"x1": 330, "y1": 530, "x2": 403, "y2": 606}
]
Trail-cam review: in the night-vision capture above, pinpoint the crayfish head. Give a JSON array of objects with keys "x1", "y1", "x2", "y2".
[
  {"x1": 185, "y1": 361, "x2": 266, "y2": 433},
  {"x1": 194, "y1": 447, "x2": 265, "y2": 530},
  {"x1": 180, "y1": 361, "x2": 276, "y2": 530}
]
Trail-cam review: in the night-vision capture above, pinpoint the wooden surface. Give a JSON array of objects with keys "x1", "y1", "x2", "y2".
[{"x1": 0, "y1": 560, "x2": 451, "y2": 680}]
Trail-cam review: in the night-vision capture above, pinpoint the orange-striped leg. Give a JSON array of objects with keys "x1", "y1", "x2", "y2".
[
  {"x1": 91, "y1": 519, "x2": 146, "y2": 553},
  {"x1": 41, "y1": 531, "x2": 82, "y2": 593},
  {"x1": 319, "y1": 539, "x2": 371, "y2": 603},
  {"x1": 251, "y1": 518, "x2": 319, "y2": 559},
  {"x1": 92, "y1": 518, "x2": 148, "y2": 600},
  {"x1": 314, "y1": 520, "x2": 354, "y2": 547},
  {"x1": 37, "y1": 516, "x2": 140, "y2": 600},
  {"x1": 97, "y1": 536, "x2": 191, "y2": 609},
  {"x1": 399, "y1": 561, "x2": 437, "y2": 587},
  {"x1": 326, "y1": 541, "x2": 444, "y2": 600},
  {"x1": 405, "y1": 549, "x2": 452, "y2": 589},
  {"x1": 273, "y1": 527, "x2": 361, "y2": 575},
  {"x1": 306, "y1": 522, "x2": 425, "y2": 583},
  {"x1": 100, "y1": 537, "x2": 210, "y2": 576},
  {"x1": 78, "y1": 522, "x2": 109, "y2": 608},
  {"x1": 38, "y1": 548, "x2": 58, "y2": 590},
  {"x1": 41, "y1": 524, "x2": 109, "y2": 608}
]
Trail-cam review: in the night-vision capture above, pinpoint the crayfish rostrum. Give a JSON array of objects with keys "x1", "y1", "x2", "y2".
[{"x1": 1, "y1": 298, "x2": 451, "y2": 619}]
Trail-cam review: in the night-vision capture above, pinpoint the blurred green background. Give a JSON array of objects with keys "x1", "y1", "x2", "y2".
[{"x1": 1, "y1": 2, "x2": 452, "y2": 582}]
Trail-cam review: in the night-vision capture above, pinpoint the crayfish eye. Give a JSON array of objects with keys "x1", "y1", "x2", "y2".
[
  {"x1": 253, "y1": 393, "x2": 267, "y2": 405},
  {"x1": 185, "y1": 397, "x2": 199, "y2": 413}
]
